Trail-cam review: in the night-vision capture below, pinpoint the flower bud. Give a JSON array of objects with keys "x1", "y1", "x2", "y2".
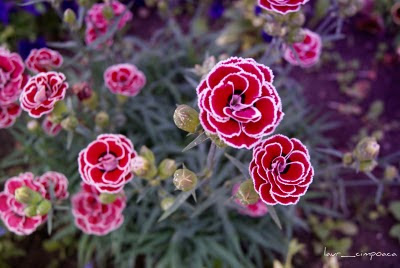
[
  {"x1": 158, "y1": 159, "x2": 177, "y2": 180},
  {"x1": 102, "y1": 5, "x2": 114, "y2": 19},
  {"x1": 24, "y1": 205, "x2": 38, "y2": 217},
  {"x1": 117, "y1": 94, "x2": 129, "y2": 104},
  {"x1": 61, "y1": 115, "x2": 78, "y2": 131},
  {"x1": 82, "y1": 92, "x2": 99, "y2": 110},
  {"x1": 384, "y1": 165, "x2": 398, "y2": 181},
  {"x1": 131, "y1": 156, "x2": 150, "y2": 177},
  {"x1": 63, "y1": 8, "x2": 77, "y2": 26},
  {"x1": 290, "y1": 12, "x2": 305, "y2": 26},
  {"x1": 27, "y1": 120, "x2": 40, "y2": 132},
  {"x1": 359, "y1": 160, "x2": 377, "y2": 173},
  {"x1": 36, "y1": 199, "x2": 52, "y2": 216},
  {"x1": 15, "y1": 186, "x2": 43, "y2": 205},
  {"x1": 139, "y1": 146, "x2": 155, "y2": 163},
  {"x1": 51, "y1": 101, "x2": 68, "y2": 123},
  {"x1": 95, "y1": 111, "x2": 109, "y2": 128},
  {"x1": 354, "y1": 137, "x2": 380, "y2": 162},
  {"x1": 235, "y1": 180, "x2": 259, "y2": 205},
  {"x1": 99, "y1": 193, "x2": 118, "y2": 204},
  {"x1": 78, "y1": 0, "x2": 90, "y2": 7},
  {"x1": 342, "y1": 152, "x2": 353, "y2": 166},
  {"x1": 173, "y1": 168, "x2": 198, "y2": 191},
  {"x1": 160, "y1": 197, "x2": 175, "y2": 211},
  {"x1": 72, "y1": 82, "x2": 92, "y2": 101},
  {"x1": 173, "y1": 105, "x2": 200, "y2": 133}
]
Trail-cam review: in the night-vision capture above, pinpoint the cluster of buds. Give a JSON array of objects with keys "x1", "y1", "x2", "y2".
[
  {"x1": 131, "y1": 146, "x2": 177, "y2": 185},
  {"x1": 173, "y1": 168, "x2": 198, "y2": 192},
  {"x1": 338, "y1": 0, "x2": 364, "y2": 17},
  {"x1": 263, "y1": 11, "x2": 305, "y2": 43},
  {"x1": 343, "y1": 137, "x2": 380, "y2": 172},
  {"x1": 15, "y1": 186, "x2": 52, "y2": 217},
  {"x1": 234, "y1": 179, "x2": 259, "y2": 205}
]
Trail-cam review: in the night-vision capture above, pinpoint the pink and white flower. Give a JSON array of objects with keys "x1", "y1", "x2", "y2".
[
  {"x1": 0, "y1": 47, "x2": 25, "y2": 105},
  {"x1": 25, "y1": 48, "x2": 63, "y2": 73},
  {"x1": 71, "y1": 183, "x2": 126, "y2": 236},
  {"x1": 104, "y1": 63, "x2": 146, "y2": 97},
  {"x1": 258, "y1": 0, "x2": 310, "y2": 15},
  {"x1": 38, "y1": 171, "x2": 69, "y2": 200},
  {"x1": 42, "y1": 116, "x2": 62, "y2": 136},
  {"x1": 0, "y1": 103, "x2": 21, "y2": 129}
]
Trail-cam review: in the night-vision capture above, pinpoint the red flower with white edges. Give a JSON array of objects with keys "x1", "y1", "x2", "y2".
[
  {"x1": 232, "y1": 183, "x2": 268, "y2": 217},
  {"x1": 197, "y1": 57, "x2": 283, "y2": 149},
  {"x1": 283, "y1": 29, "x2": 322, "y2": 68},
  {"x1": 0, "y1": 173, "x2": 47, "y2": 235},
  {"x1": 78, "y1": 134, "x2": 137, "y2": 194},
  {"x1": 19, "y1": 72, "x2": 68, "y2": 118},
  {"x1": 249, "y1": 134, "x2": 314, "y2": 205},
  {"x1": 38, "y1": 171, "x2": 69, "y2": 200},
  {"x1": 71, "y1": 183, "x2": 126, "y2": 236},
  {"x1": 25, "y1": 48, "x2": 63, "y2": 73},
  {"x1": 0, "y1": 47, "x2": 25, "y2": 105},
  {"x1": 258, "y1": 0, "x2": 310, "y2": 14},
  {"x1": 0, "y1": 103, "x2": 21, "y2": 129},
  {"x1": 85, "y1": 1, "x2": 132, "y2": 47},
  {"x1": 42, "y1": 116, "x2": 62, "y2": 136},
  {"x1": 104, "y1": 64, "x2": 146, "y2": 97}
]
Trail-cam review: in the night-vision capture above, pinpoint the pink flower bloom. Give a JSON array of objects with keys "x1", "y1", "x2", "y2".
[
  {"x1": 85, "y1": 1, "x2": 132, "y2": 47},
  {"x1": 42, "y1": 116, "x2": 62, "y2": 136},
  {"x1": 258, "y1": 0, "x2": 310, "y2": 14},
  {"x1": 0, "y1": 103, "x2": 21, "y2": 129},
  {"x1": 25, "y1": 48, "x2": 63, "y2": 73},
  {"x1": 197, "y1": 57, "x2": 283, "y2": 149},
  {"x1": 250, "y1": 135, "x2": 314, "y2": 206},
  {"x1": 19, "y1": 72, "x2": 69, "y2": 118},
  {"x1": 232, "y1": 183, "x2": 268, "y2": 217},
  {"x1": 78, "y1": 134, "x2": 137, "y2": 194},
  {"x1": 283, "y1": 29, "x2": 322, "y2": 68},
  {"x1": 104, "y1": 64, "x2": 146, "y2": 97},
  {"x1": 0, "y1": 173, "x2": 47, "y2": 235},
  {"x1": 0, "y1": 47, "x2": 25, "y2": 105},
  {"x1": 71, "y1": 183, "x2": 126, "y2": 236},
  {"x1": 38, "y1": 171, "x2": 69, "y2": 200}
]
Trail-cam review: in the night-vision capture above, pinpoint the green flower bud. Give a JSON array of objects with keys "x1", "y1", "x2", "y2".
[
  {"x1": 342, "y1": 152, "x2": 353, "y2": 166},
  {"x1": 63, "y1": 8, "x2": 76, "y2": 26},
  {"x1": 24, "y1": 205, "x2": 38, "y2": 217},
  {"x1": 102, "y1": 5, "x2": 114, "y2": 20},
  {"x1": 82, "y1": 92, "x2": 99, "y2": 110},
  {"x1": 290, "y1": 12, "x2": 305, "y2": 26},
  {"x1": 15, "y1": 186, "x2": 43, "y2": 205},
  {"x1": 51, "y1": 101, "x2": 68, "y2": 123},
  {"x1": 158, "y1": 159, "x2": 177, "y2": 180},
  {"x1": 140, "y1": 146, "x2": 155, "y2": 163},
  {"x1": 117, "y1": 94, "x2": 129, "y2": 104},
  {"x1": 173, "y1": 105, "x2": 200, "y2": 133},
  {"x1": 235, "y1": 180, "x2": 259, "y2": 205},
  {"x1": 160, "y1": 197, "x2": 175, "y2": 211},
  {"x1": 99, "y1": 193, "x2": 118, "y2": 204},
  {"x1": 173, "y1": 168, "x2": 197, "y2": 191},
  {"x1": 354, "y1": 137, "x2": 380, "y2": 162},
  {"x1": 95, "y1": 111, "x2": 109, "y2": 128},
  {"x1": 36, "y1": 200, "x2": 52, "y2": 216},
  {"x1": 384, "y1": 165, "x2": 398, "y2": 181},
  {"x1": 77, "y1": 0, "x2": 90, "y2": 7},
  {"x1": 61, "y1": 115, "x2": 78, "y2": 131},
  {"x1": 27, "y1": 120, "x2": 40, "y2": 133},
  {"x1": 359, "y1": 160, "x2": 378, "y2": 173},
  {"x1": 131, "y1": 156, "x2": 151, "y2": 177}
]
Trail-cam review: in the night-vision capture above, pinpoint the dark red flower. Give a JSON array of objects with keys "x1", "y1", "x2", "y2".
[
  {"x1": 25, "y1": 48, "x2": 63, "y2": 73},
  {"x1": 78, "y1": 134, "x2": 137, "y2": 194},
  {"x1": 38, "y1": 171, "x2": 69, "y2": 200},
  {"x1": 0, "y1": 173, "x2": 47, "y2": 235},
  {"x1": 0, "y1": 103, "x2": 21, "y2": 129},
  {"x1": 197, "y1": 57, "x2": 283, "y2": 149},
  {"x1": 283, "y1": 29, "x2": 322, "y2": 68},
  {"x1": 71, "y1": 183, "x2": 126, "y2": 236},
  {"x1": 249, "y1": 135, "x2": 314, "y2": 205},
  {"x1": 104, "y1": 63, "x2": 146, "y2": 97},
  {"x1": 42, "y1": 116, "x2": 62, "y2": 136},
  {"x1": 0, "y1": 47, "x2": 25, "y2": 105},
  {"x1": 19, "y1": 72, "x2": 69, "y2": 118},
  {"x1": 258, "y1": 0, "x2": 309, "y2": 14}
]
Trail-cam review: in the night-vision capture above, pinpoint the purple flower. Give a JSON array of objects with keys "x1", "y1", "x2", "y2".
[
  {"x1": 0, "y1": 226, "x2": 6, "y2": 237},
  {"x1": 209, "y1": 1, "x2": 224, "y2": 20},
  {"x1": 254, "y1": 5, "x2": 262, "y2": 16},
  {"x1": 0, "y1": 0, "x2": 13, "y2": 25},
  {"x1": 18, "y1": 37, "x2": 47, "y2": 59},
  {"x1": 61, "y1": 0, "x2": 79, "y2": 13},
  {"x1": 262, "y1": 30, "x2": 273, "y2": 43}
]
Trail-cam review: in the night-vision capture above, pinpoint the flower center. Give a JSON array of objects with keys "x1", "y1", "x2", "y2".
[
  {"x1": 34, "y1": 84, "x2": 51, "y2": 103},
  {"x1": 229, "y1": 93, "x2": 247, "y2": 111},
  {"x1": 98, "y1": 153, "x2": 118, "y2": 171},
  {"x1": 271, "y1": 156, "x2": 287, "y2": 173}
]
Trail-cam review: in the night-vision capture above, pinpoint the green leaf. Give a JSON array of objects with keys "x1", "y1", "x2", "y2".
[
  {"x1": 389, "y1": 224, "x2": 400, "y2": 241},
  {"x1": 182, "y1": 132, "x2": 209, "y2": 152},
  {"x1": 224, "y1": 153, "x2": 250, "y2": 178},
  {"x1": 267, "y1": 205, "x2": 282, "y2": 230},
  {"x1": 389, "y1": 201, "x2": 400, "y2": 221}
]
